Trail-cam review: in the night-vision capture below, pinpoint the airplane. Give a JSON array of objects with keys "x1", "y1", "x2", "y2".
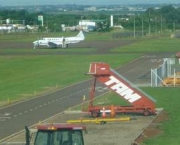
[{"x1": 33, "y1": 31, "x2": 85, "y2": 49}]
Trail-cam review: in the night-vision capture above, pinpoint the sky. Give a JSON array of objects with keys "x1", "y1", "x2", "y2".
[{"x1": 0, "y1": 0, "x2": 179, "y2": 6}]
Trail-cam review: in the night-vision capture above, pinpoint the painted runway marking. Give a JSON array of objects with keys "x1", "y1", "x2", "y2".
[
  {"x1": 0, "y1": 113, "x2": 12, "y2": 121},
  {"x1": 150, "y1": 59, "x2": 162, "y2": 63},
  {"x1": 0, "y1": 87, "x2": 92, "y2": 122}
]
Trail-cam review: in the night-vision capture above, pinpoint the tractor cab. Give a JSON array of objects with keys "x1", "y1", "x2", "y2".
[{"x1": 25, "y1": 124, "x2": 86, "y2": 145}]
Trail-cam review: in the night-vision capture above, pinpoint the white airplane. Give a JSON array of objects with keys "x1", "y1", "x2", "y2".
[{"x1": 33, "y1": 31, "x2": 85, "y2": 49}]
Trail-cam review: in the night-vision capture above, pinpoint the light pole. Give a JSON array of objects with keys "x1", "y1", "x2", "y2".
[
  {"x1": 160, "y1": 14, "x2": 163, "y2": 35},
  {"x1": 148, "y1": 10, "x2": 151, "y2": 36},
  {"x1": 134, "y1": 17, "x2": 136, "y2": 38},
  {"x1": 173, "y1": 22, "x2": 175, "y2": 33},
  {"x1": 142, "y1": 17, "x2": 144, "y2": 37},
  {"x1": 81, "y1": 16, "x2": 84, "y2": 30}
]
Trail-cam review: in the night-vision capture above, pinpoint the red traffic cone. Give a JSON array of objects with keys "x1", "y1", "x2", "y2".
[{"x1": 102, "y1": 107, "x2": 106, "y2": 118}]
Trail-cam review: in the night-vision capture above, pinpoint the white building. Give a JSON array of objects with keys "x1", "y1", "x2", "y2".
[
  {"x1": 79, "y1": 20, "x2": 96, "y2": 27},
  {"x1": 79, "y1": 20, "x2": 96, "y2": 31},
  {"x1": 0, "y1": 18, "x2": 27, "y2": 33}
]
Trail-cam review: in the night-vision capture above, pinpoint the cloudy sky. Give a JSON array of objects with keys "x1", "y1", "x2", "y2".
[{"x1": 0, "y1": 0, "x2": 179, "y2": 6}]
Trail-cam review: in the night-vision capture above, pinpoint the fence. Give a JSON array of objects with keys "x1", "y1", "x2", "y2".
[{"x1": 151, "y1": 58, "x2": 180, "y2": 87}]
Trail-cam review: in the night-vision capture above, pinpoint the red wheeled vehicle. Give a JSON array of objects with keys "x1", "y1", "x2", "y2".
[{"x1": 25, "y1": 123, "x2": 86, "y2": 145}]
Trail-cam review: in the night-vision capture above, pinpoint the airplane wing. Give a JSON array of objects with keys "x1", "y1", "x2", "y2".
[
  {"x1": 64, "y1": 39, "x2": 81, "y2": 44},
  {"x1": 48, "y1": 41, "x2": 63, "y2": 48}
]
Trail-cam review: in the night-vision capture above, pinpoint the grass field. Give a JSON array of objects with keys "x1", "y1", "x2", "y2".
[
  {"x1": 141, "y1": 87, "x2": 180, "y2": 145},
  {"x1": 113, "y1": 36, "x2": 180, "y2": 53},
  {"x1": 0, "y1": 47, "x2": 96, "y2": 53},
  {"x1": 0, "y1": 30, "x2": 115, "y2": 42},
  {"x1": 1, "y1": 31, "x2": 180, "y2": 144},
  {"x1": 0, "y1": 54, "x2": 139, "y2": 103}
]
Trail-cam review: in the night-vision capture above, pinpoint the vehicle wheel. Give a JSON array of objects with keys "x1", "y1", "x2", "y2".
[
  {"x1": 143, "y1": 110, "x2": 150, "y2": 116},
  {"x1": 91, "y1": 111, "x2": 99, "y2": 118}
]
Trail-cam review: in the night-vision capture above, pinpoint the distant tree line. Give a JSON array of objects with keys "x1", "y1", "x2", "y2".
[
  {"x1": 118, "y1": 5, "x2": 180, "y2": 34},
  {"x1": 0, "y1": 5, "x2": 179, "y2": 33}
]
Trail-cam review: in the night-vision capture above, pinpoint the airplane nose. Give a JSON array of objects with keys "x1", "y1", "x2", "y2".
[
  {"x1": 33, "y1": 41, "x2": 36, "y2": 44},
  {"x1": 33, "y1": 41, "x2": 38, "y2": 45},
  {"x1": 33, "y1": 41, "x2": 39, "y2": 49}
]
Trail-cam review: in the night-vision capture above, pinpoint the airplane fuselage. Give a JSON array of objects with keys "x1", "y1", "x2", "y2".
[
  {"x1": 33, "y1": 37, "x2": 63, "y2": 47},
  {"x1": 33, "y1": 31, "x2": 85, "y2": 49}
]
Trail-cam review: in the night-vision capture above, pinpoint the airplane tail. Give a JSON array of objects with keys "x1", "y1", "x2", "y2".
[{"x1": 76, "y1": 31, "x2": 85, "y2": 40}]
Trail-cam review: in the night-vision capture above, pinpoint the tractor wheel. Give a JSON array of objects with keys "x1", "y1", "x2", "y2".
[{"x1": 91, "y1": 111, "x2": 99, "y2": 118}]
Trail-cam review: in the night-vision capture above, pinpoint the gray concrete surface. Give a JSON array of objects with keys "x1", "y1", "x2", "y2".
[{"x1": 0, "y1": 108, "x2": 163, "y2": 145}]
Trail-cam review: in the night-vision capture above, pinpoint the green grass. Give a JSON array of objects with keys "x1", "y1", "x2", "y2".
[
  {"x1": 0, "y1": 48, "x2": 96, "y2": 53},
  {"x1": 140, "y1": 87, "x2": 180, "y2": 145},
  {"x1": 0, "y1": 54, "x2": 139, "y2": 102},
  {"x1": 0, "y1": 33, "x2": 42, "y2": 42},
  {"x1": 0, "y1": 31, "x2": 116, "y2": 42},
  {"x1": 0, "y1": 29, "x2": 134, "y2": 42},
  {"x1": 113, "y1": 36, "x2": 180, "y2": 53}
]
